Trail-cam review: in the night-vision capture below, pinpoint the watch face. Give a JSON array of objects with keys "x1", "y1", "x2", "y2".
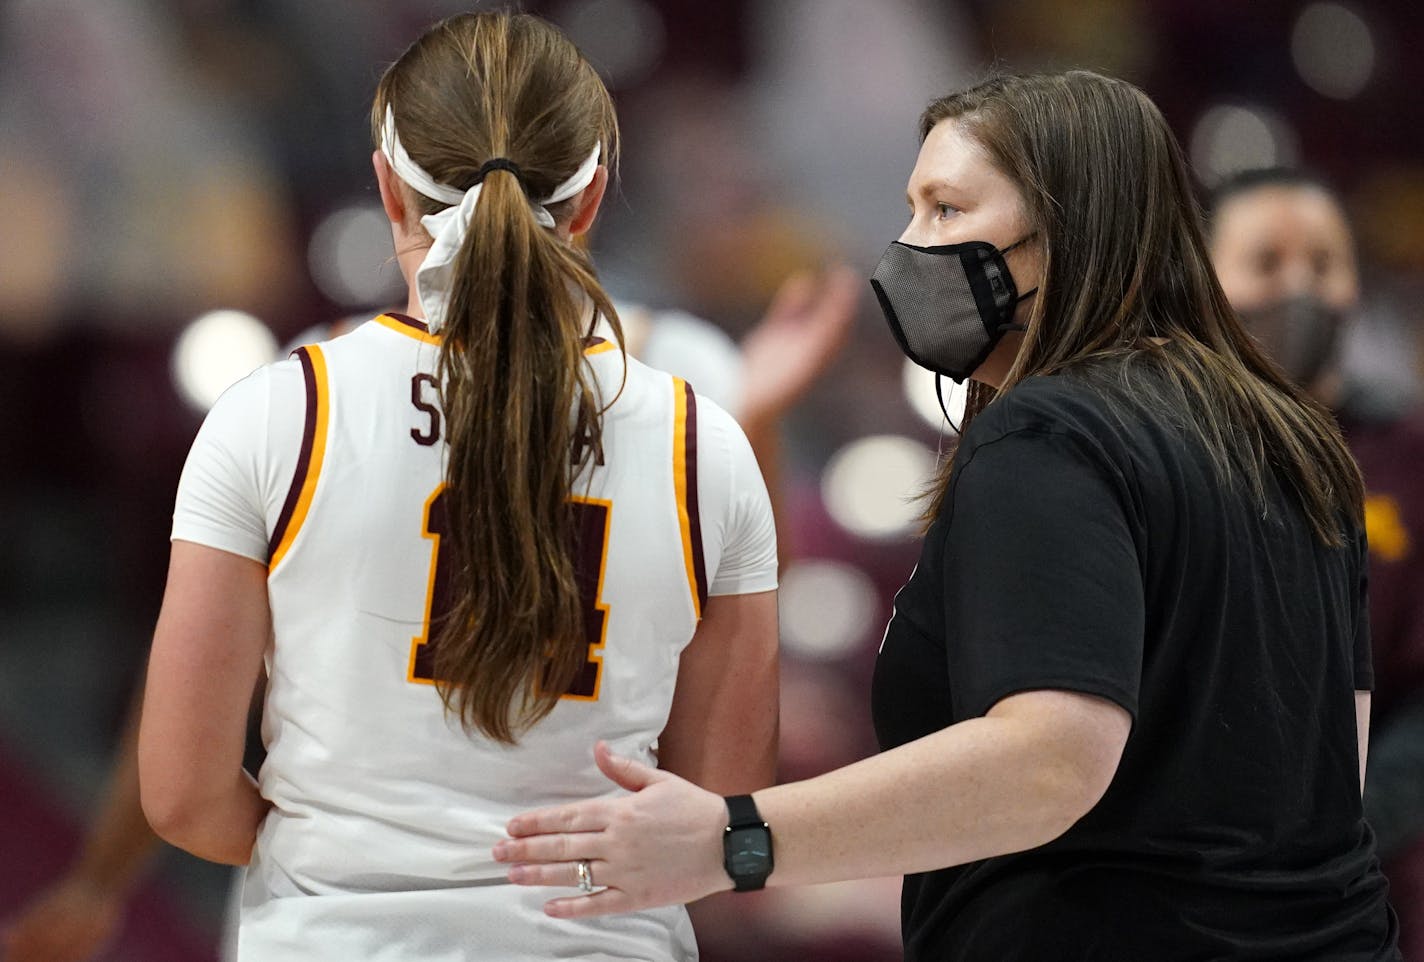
[{"x1": 726, "y1": 826, "x2": 771, "y2": 876}]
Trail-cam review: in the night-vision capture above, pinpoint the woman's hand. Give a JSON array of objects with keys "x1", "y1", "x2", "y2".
[{"x1": 495, "y1": 741, "x2": 732, "y2": 918}]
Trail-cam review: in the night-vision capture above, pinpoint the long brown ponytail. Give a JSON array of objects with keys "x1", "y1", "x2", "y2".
[{"x1": 372, "y1": 13, "x2": 621, "y2": 742}]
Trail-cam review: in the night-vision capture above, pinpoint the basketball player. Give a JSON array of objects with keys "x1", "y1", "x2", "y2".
[
  {"x1": 135, "y1": 13, "x2": 777, "y2": 962},
  {"x1": 1, "y1": 170, "x2": 855, "y2": 962}
]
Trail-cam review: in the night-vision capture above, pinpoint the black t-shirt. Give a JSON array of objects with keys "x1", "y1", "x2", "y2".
[{"x1": 872, "y1": 368, "x2": 1398, "y2": 961}]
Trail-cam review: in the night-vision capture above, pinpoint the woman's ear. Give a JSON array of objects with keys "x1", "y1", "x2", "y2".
[
  {"x1": 566, "y1": 165, "x2": 609, "y2": 238},
  {"x1": 373, "y1": 150, "x2": 408, "y2": 228}
]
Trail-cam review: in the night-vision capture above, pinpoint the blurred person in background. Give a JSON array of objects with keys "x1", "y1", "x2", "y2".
[
  {"x1": 1209, "y1": 166, "x2": 1424, "y2": 961},
  {"x1": 136, "y1": 11, "x2": 780, "y2": 961},
  {"x1": 496, "y1": 70, "x2": 1400, "y2": 961}
]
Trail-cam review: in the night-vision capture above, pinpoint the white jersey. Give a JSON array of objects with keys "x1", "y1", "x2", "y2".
[{"x1": 172, "y1": 313, "x2": 778, "y2": 962}]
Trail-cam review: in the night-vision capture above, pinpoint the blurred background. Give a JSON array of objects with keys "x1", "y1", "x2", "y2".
[{"x1": 1, "y1": 0, "x2": 1421, "y2": 959}]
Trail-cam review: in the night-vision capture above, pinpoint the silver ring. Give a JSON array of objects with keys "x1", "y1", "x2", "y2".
[{"x1": 576, "y1": 859, "x2": 594, "y2": 894}]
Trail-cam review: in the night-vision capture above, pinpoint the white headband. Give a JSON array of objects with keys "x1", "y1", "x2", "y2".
[{"x1": 380, "y1": 105, "x2": 603, "y2": 333}]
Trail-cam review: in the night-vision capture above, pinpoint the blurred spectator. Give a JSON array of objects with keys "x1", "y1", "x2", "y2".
[{"x1": 1209, "y1": 166, "x2": 1424, "y2": 960}]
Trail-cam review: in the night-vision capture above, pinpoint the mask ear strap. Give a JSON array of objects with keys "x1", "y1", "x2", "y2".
[
  {"x1": 936, "y1": 374, "x2": 964, "y2": 436},
  {"x1": 995, "y1": 286, "x2": 1038, "y2": 334},
  {"x1": 999, "y1": 232, "x2": 1038, "y2": 256}
]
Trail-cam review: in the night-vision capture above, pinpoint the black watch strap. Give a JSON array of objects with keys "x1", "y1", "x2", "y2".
[
  {"x1": 725, "y1": 793, "x2": 761, "y2": 828},
  {"x1": 723, "y1": 794, "x2": 773, "y2": 892}
]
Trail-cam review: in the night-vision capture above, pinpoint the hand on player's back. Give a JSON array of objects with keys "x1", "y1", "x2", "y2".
[{"x1": 496, "y1": 741, "x2": 731, "y2": 918}]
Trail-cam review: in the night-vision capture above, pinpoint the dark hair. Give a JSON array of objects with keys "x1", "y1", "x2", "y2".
[
  {"x1": 371, "y1": 12, "x2": 622, "y2": 742},
  {"x1": 919, "y1": 72, "x2": 1362, "y2": 545},
  {"x1": 1204, "y1": 166, "x2": 1344, "y2": 238}
]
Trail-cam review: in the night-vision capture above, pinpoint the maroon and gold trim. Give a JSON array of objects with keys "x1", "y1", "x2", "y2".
[
  {"x1": 376, "y1": 313, "x2": 616, "y2": 358},
  {"x1": 376, "y1": 312, "x2": 441, "y2": 346},
  {"x1": 268, "y1": 345, "x2": 330, "y2": 573},
  {"x1": 672, "y1": 378, "x2": 708, "y2": 619}
]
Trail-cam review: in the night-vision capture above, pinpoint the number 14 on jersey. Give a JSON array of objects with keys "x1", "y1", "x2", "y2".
[{"x1": 406, "y1": 485, "x2": 610, "y2": 701}]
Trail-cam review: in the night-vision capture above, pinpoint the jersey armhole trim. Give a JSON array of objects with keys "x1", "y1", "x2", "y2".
[
  {"x1": 268, "y1": 344, "x2": 330, "y2": 573},
  {"x1": 672, "y1": 377, "x2": 709, "y2": 619}
]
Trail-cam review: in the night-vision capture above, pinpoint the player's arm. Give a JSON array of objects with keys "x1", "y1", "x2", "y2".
[
  {"x1": 657, "y1": 398, "x2": 780, "y2": 796},
  {"x1": 138, "y1": 541, "x2": 271, "y2": 865},
  {"x1": 657, "y1": 589, "x2": 778, "y2": 796}
]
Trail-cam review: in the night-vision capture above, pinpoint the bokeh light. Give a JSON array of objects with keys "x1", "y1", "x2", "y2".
[
  {"x1": 779, "y1": 559, "x2": 880, "y2": 661},
  {"x1": 821, "y1": 435, "x2": 937, "y2": 540},
  {"x1": 1291, "y1": 3, "x2": 1375, "y2": 100},
  {"x1": 171, "y1": 310, "x2": 279, "y2": 412},
  {"x1": 1189, "y1": 104, "x2": 1299, "y2": 186},
  {"x1": 553, "y1": 0, "x2": 666, "y2": 89},
  {"x1": 901, "y1": 357, "x2": 968, "y2": 431},
  {"x1": 307, "y1": 203, "x2": 404, "y2": 310}
]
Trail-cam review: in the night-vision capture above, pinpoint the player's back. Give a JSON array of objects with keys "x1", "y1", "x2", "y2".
[{"x1": 245, "y1": 313, "x2": 726, "y2": 960}]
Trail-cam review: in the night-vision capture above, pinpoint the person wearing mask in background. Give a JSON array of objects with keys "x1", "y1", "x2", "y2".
[
  {"x1": 493, "y1": 70, "x2": 1400, "y2": 961},
  {"x1": 1209, "y1": 166, "x2": 1424, "y2": 961},
  {"x1": 134, "y1": 11, "x2": 782, "y2": 961}
]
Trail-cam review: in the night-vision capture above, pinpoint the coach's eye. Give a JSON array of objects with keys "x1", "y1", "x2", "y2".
[{"x1": 935, "y1": 203, "x2": 960, "y2": 221}]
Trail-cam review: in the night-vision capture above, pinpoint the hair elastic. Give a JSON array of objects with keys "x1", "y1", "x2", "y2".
[
  {"x1": 379, "y1": 104, "x2": 603, "y2": 333},
  {"x1": 476, "y1": 158, "x2": 526, "y2": 187}
]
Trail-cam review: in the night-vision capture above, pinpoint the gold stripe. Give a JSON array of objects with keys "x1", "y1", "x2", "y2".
[
  {"x1": 583, "y1": 340, "x2": 616, "y2": 356},
  {"x1": 375, "y1": 313, "x2": 441, "y2": 345},
  {"x1": 671, "y1": 378, "x2": 701, "y2": 620},
  {"x1": 269, "y1": 345, "x2": 330, "y2": 572}
]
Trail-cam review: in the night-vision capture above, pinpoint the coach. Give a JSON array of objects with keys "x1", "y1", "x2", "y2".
[{"x1": 496, "y1": 70, "x2": 1400, "y2": 961}]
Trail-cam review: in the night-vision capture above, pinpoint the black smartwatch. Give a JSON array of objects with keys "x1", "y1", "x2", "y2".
[{"x1": 722, "y1": 794, "x2": 774, "y2": 892}]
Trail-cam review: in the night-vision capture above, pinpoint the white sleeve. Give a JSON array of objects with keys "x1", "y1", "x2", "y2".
[
  {"x1": 171, "y1": 360, "x2": 306, "y2": 563},
  {"x1": 697, "y1": 398, "x2": 778, "y2": 597}
]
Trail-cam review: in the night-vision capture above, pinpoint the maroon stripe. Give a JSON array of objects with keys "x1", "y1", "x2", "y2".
[
  {"x1": 268, "y1": 348, "x2": 318, "y2": 559},
  {"x1": 683, "y1": 382, "x2": 709, "y2": 611},
  {"x1": 585, "y1": 334, "x2": 607, "y2": 348},
  {"x1": 387, "y1": 312, "x2": 430, "y2": 334}
]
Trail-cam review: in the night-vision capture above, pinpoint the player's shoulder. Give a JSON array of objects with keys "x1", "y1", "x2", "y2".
[
  {"x1": 193, "y1": 357, "x2": 307, "y2": 451},
  {"x1": 604, "y1": 348, "x2": 738, "y2": 428},
  {"x1": 207, "y1": 358, "x2": 281, "y2": 419},
  {"x1": 688, "y1": 389, "x2": 742, "y2": 444},
  {"x1": 591, "y1": 344, "x2": 666, "y2": 411}
]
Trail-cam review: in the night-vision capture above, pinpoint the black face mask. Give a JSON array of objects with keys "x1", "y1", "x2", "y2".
[
  {"x1": 1236, "y1": 295, "x2": 1346, "y2": 387},
  {"x1": 869, "y1": 236, "x2": 1037, "y2": 384}
]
